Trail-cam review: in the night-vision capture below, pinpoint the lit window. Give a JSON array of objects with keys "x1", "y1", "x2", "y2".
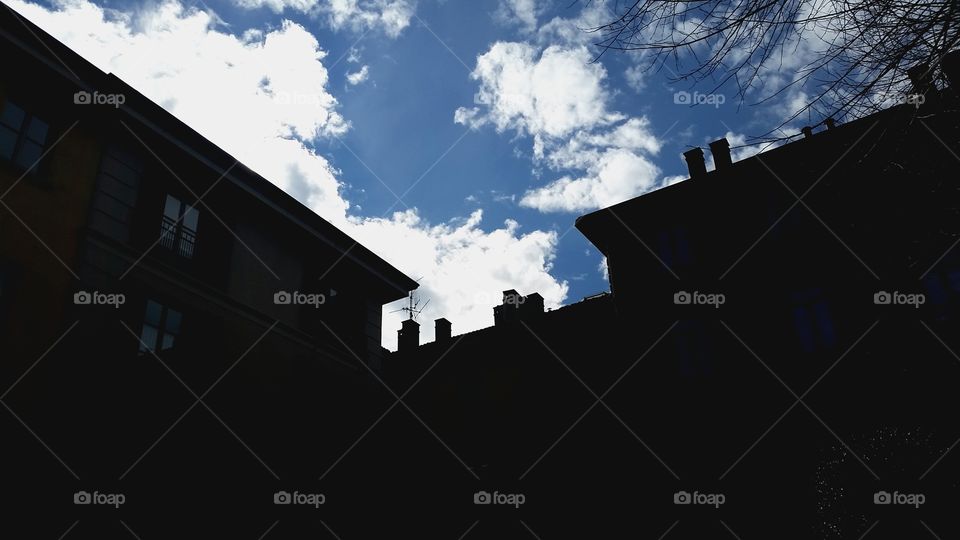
[
  {"x1": 159, "y1": 195, "x2": 199, "y2": 259},
  {"x1": 138, "y1": 300, "x2": 182, "y2": 353},
  {"x1": 0, "y1": 100, "x2": 49, "y2": 173}
]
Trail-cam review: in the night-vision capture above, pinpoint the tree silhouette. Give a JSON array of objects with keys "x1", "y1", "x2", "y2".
[{"x1": 588, "y1": 0, "x2": 959, "y2": 139}]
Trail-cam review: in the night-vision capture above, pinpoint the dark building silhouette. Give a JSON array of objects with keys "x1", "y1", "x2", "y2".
[
  {"x1": 3, "y1": 2, "x2": 960, "y2": 537},
  {"x1": 0, "y1": 7, "x2": 420, "y2": 537},
  {"x1": 388, "y1": 56, "x2": 960, "y2": 538}
]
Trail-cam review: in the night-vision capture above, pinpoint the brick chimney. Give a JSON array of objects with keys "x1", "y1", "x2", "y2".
[
  {"x1": 708, "y1": 138, "x2": 732, "y2": 170},
  {"x1": 683, "y1": 147, "x2": 707, "y2": 179},
  {"x1": 398, "y1": 318, "x2": 419, "y2": 352},
  {"x1": 435, "y1": 318, "x2": 451, "y2": 343}
]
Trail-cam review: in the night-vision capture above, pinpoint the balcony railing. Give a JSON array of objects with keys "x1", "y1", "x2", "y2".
[{"x1": 160, "y1": 215, "x2": 197, "y2": 259}]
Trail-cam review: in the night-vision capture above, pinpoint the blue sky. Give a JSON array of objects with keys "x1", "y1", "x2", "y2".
[{"x1": 10, "y1": 0, "x2": 809, "y2": 347}]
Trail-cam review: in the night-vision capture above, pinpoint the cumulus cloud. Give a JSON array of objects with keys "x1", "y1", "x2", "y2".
[
  {"x1": 10, "y1": 0, "x2": 567, "y2": 349},
  {"x1": 455, "y1": 43, "x2": 618, "y2": 144},
  {"x1": 346, "y1": 65, "x2": 370, "y2": 85},
  {"x1": 319, "y1": 0, "x2": 417, "y2": 38},
  {"x1": 624, "y1": 64, "x2": 646, "y2": 93},
  {"x1": 494, "y1": 0, "x2": 540, "y2": 33},
  {"x1": 232, "y1": 0, "x2": 416, "y2": 38},
  {"x1": 232, "y1": 0, "x2": 317, "y2": 13},
  {"x1": 520, "y1": 148, "x2": 660, "y2": 212},
  {"x1": 457, "y1": 41, "x2": 668, "y2": 213},
  {"x1": 348, "y1": 210, "x2": 569, "y2": 341}
]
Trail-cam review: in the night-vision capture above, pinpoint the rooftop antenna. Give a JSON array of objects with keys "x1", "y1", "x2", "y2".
[{"x1": 390, "y1": 278, "x2": 429, "y2": 321}]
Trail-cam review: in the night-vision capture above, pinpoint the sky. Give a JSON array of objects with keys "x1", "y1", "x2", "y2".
[{"x1": 7, "y1": 0, "x2": 817, "y2": 349}]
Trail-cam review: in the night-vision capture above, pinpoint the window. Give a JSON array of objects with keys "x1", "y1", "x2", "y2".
[
  {"x1": 791, "y1": 288, "x2": 835, "y2": 352},
  {"x1": 159, "y1": 195, "x2": 199, "y2": 259},
  {"x1": 138, "y1": 300, "x2": 182, "y2": 353},
  {"x1": 657, "y1": 226, "x2": 692, "y2": 269},
  {"x1": 0, "y1": 100, "x2": 49, "y2": 173}
]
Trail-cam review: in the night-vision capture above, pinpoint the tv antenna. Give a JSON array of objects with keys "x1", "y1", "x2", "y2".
[{"x1": 390, "y1": 278, "x2": 429, "y2": 321}]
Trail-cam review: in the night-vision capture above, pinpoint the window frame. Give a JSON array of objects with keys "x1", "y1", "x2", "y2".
[
  {"x1": 0, "y1": 98, "x2": 52, "y2": 179},
  {"x1": 159, "y1": 194, "x2": 200, "y2": 259},
  {"x1": 138, "y1": 299, "x2": 183, "y2": 354}
]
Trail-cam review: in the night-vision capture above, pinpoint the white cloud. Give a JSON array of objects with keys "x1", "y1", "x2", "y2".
[
  {"x1": 456, "y1": 43, "x2": 619, "y2": 144},
  {"x1": 346, "y1": 65, "x2": 370, "y2": 85},
  {"x1": 232, "y1": 0, "x2": 317, "y2": 13},
  {"x1": 624, "y1": 64, "x2": 646, "y2": 93},
  {"x1": 457, "y1": 41, "x2": 667, "y2": 213},
  {"x1": 494, "y1": 0, "x2": 540, "y2": 33},
  {"x1": 232, "y1": 0, "x2": 416, "y2": 38},
  {"x1": 520, "y1": 148, "x2": 659, "y2": 212},
  {"x1": 535, "y1": 0, "x2": 610, "y2": 47},
  {"x1": 349, "y1": 210, "x2": 569, "y2": 344},
  {"x1": 598, "y1": 257, "x2": 608, "y2": 280},
  {"x1": 319, "y1": 0, "x2": 417, "y2": 38},
  {"x1": 11, "y1": 0, "x2": 567, "y2": 349}
]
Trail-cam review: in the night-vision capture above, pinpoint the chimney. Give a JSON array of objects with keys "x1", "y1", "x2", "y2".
[
  {"x1": 435, "y1": 318, "x2": 451, "y2": 343},
  {"x1": 941, "y1": 50, "x2": 960, "y2": 93},
  {"x1": 801, "y1": 126, "x2": 813, "y2": 138},
  {"x1": 398, "y1": 318, "x2": 419, "y2": 352},
  {"x1": 683, "y1": 147, "x2": 707, "y2": 179},
  {"x1": 523, "y1": 292, "x2": 544, "y2": 315},
  {"x1": 824, "y1": 117, "x2": 836, "y2": 130},
  {"x1": 493, "y1": 290, "x2": 544, "y2": 326},
  {"x1": 708, "y1": 138, "x2": 732, "y2": 170},
  {"x1": 494, "y1": 289, "x2": 521, "y2": 326}
]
